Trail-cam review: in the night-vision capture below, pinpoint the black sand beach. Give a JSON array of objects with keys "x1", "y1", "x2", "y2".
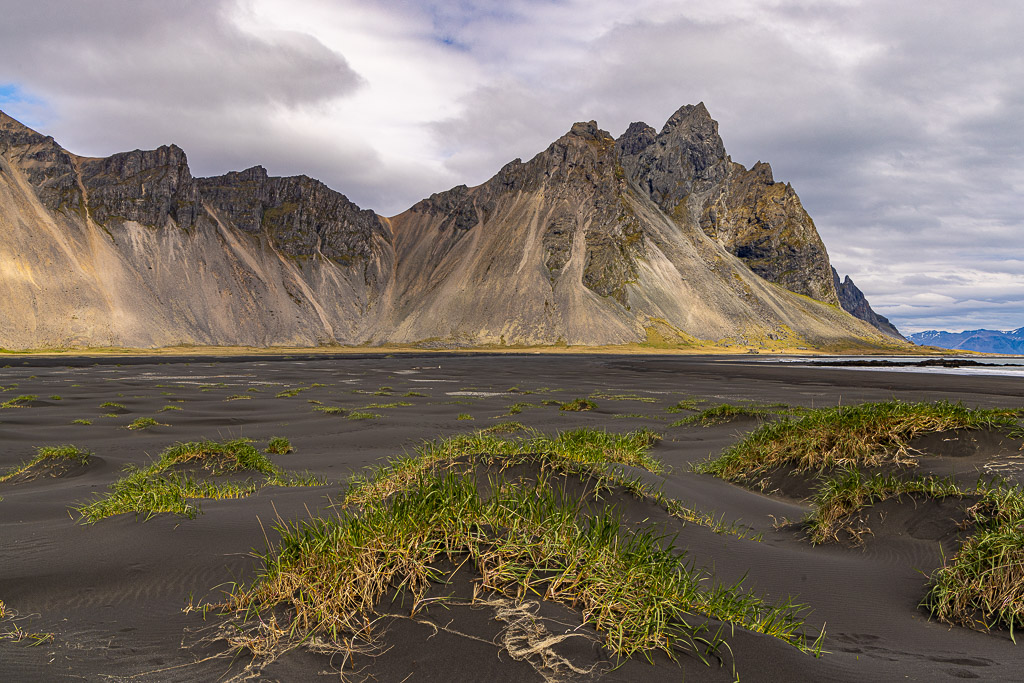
[{"x1": 2, "y1": 354, "x2": 1023, "y2": 681}]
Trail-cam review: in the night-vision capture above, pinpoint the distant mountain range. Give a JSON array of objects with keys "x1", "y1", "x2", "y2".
[
  {"x1": 909, "y1": 328, "x2": 1024, "y2": 354},
  {"x1": 0, "y1": 104, "x2": 907, "y2": 351}
]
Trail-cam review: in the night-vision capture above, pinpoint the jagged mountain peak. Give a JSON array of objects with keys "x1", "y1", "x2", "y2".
[
  {"x1": 831, "y1": 267, "x2": 904, "y2": 339},
  {"x1": 0, "y1": 106, "x2": 903, "y2": 351}
]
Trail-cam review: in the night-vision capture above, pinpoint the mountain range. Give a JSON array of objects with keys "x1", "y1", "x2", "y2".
[
  {"x1": 0, "y1": 104, "x2": 905, "y2": 351},
  {"x1": 909, "y1": 328, "x2": 1024, "y2": 354}
]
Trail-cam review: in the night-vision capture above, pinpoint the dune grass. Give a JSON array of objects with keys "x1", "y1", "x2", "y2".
[
  {"x1": 347, "y1": 411, "x2": 381, "y2": 420},
  {"x1": 696, "y1": 399, "x2": 1024, "y2": 640},
  {"x1": 126, "y1": 417, "x2": 161, "y2": 430},
  {"x1": 560, "y1": 397, "x2": 597, "y2": 412},
  {"x1": 313, "y1": 406, "x2": 345, "y2": 415},
  {"x1": 696, "y1": 400, "x2": 1022, "y2": 482},
  {"x1": 210, "y1": 428, "x2": 822, "y2": 670},
  {"x1": 0, "y1": 445, "x2": 92, "y2": 483},
  {"x1": 804, "y1": 469, "x2": 964, "y2": 545},
  {"x1": 672, "y1": 402, "x2": 796, "y2": 427},
  {"x1": 75, "y1": 438, "x2": 322, "y2": 523},
  {"x1": 265, "y1": 437, "x2": 293, "y2": 455},
  {"x1": 0, "y1": 394, "x2": 36, "y2": 409},
  {"x1": 923, "y1": 484, "x2": 1024, "y2": 640},
  {"x1": 343, "y1": 427, "x2": 663, "y2": 507}
]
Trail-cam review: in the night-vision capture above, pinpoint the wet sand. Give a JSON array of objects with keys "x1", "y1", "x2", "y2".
[{"x1": 1, "y1": 354, "x2": 1023, "y2": 681}]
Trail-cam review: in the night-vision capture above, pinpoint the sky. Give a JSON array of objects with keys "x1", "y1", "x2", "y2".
[{"x1": 0, "y1": 0, "x2": 1021, "y2": 334}]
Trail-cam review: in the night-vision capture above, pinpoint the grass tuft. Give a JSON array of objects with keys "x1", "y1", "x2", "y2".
[
  {"x1": 560, "y1": 398, "x2": 597, "y2": 412},
  {"x1": 0, "y1": 445, "x2": 92, "y2": 483},
  {"x1": 672, "y1": 403, "x2": 795, "y2": 427},
  {"x1": 127, "y1": 417, "x2": 161, "y2": 431},
  {"x1": 0, "y1": 395, "x2": 36, "y2": 409},
  {"x1": 265, "y1": 437, "x2": 293, "y2": 455},
  {"x1": 75, "y1": 438, "x2": 322, "y2": 523},
  {"x1": 210, "y1": 431, "x2": 822, "y2": 670},
  {"x1": 696, "y1": 400, "x2": 1021, "y2": 482}
]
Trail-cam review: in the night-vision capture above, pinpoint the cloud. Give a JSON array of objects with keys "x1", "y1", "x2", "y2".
[{"x1": 0, "y1": 0, "x2": 1020, "y2": 332}]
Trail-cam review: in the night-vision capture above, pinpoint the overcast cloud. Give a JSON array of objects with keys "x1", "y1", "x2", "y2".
[{"x1": 0, "y1": 0, "x2": 1020, "y2": 333}]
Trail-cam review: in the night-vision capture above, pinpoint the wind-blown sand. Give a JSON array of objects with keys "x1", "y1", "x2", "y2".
[{"x1": 1, "y1": 354, "x2": 1022, "y2": 681}]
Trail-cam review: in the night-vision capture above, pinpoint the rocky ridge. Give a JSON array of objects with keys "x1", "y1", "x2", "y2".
[
  {"x1": 0, "y1": 105, "x2": 903, "y2": 351},
  {"x1": 831, "y1": 267, "x2": 904, "y2": 339}
]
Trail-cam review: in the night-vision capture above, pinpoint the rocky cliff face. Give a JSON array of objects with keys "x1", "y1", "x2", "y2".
[
  {"x1": 0, "y1": 105, "x2": 903, "y2": 350},
  {"x1": 831, "y1": 268, "x2": 904, "y2": 339},
  {"x1": 617, "y1": 104, "x2": 838, "y2": 304},
  {"x1": 0, "y1": 111, "x2": 392, "y2": 349},
  {"x1": 386, "y1": 106, "x2": 896, "y2": 348}
]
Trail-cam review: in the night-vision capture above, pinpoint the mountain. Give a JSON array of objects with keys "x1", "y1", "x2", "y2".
[
  {"x1": 831, "y1": 268, "x2": 904, "y2": 339},
  {"x1": 0, "y1": 105, "x2": 905, "y2": 351},
  {"x1": 909, "y1": 328, "x2": 1024, "y2": 354}
]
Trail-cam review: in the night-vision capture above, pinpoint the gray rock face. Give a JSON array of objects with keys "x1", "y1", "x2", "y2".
[
  {"x1": 832, "y1": 267, "x2": 905, "y2": 339},
  {"x1": 0, "y1": 111, "x2": 82, "y2": 212},
  {"x1": 0, "y1": 105, "x2": 903, "y2": 351},
  {"x1": 197, "y1": 166, "x2": 390, "y2": 275},
  {"x1": 78, "y1": 145, "x2": 199, "y2": 230},
  {"x1": 618, "y1": 104, "x2": 839, "y2": 305}
]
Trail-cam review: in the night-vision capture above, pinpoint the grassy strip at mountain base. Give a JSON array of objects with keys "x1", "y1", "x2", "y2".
[
  {"x1": 0, "y1": 445, "x2": 92, "y2": 483},
  {"x1": 75, "y1": 438, "x2": 322, "y2": 523},
  {"x1": 695, "y1": 400, "x2": 1022, "y2": 481},
  {"x1": 208, "y1": 428, "x2": 823, "y2": 675}
]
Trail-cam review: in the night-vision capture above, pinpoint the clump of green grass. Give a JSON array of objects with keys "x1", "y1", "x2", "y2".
[
  {"x1": 362, "y1": 401, "x2": 413, "y2": 409},
  {"x1": 672, "y1": 403, "x2": 794, "y2": 427},
  {"x1": 506, "y1": 401, "x2": 536, "y2": 415},
  {"x1": 71, "y1": 418, "x2": 92, "y2": 426},
  {"x1": 265, "y1": 437, "x2": 293, "y2": 455},
  {"x1": 345, "y1": 427, "x2": 663, "y2": 508},
  {"x1": 49, "y1": 395, "x2": 62, "y2": 401},
  {"x1": 403, "y1": 391, "x2": 427, "y2": 397},
  {"x1": 99, "y1": 401, "x2": 126, "y2": 411},
  {"x1": 373, "y1": 386, "x2": 394, "y2": 396},
  {"x1": 805, "y1": 469, "x2": 964, "y2": 545},
  {"x1": 480, "y1": 421, "x2": 526, "y2": 435},
  {"x1": 225, "y1": 394, "x2": 252, "y2": 401},
  {"x1": 275, "y1": 388, "x2": 305, "y2": 398},
  {"x1": 666, "y1": 398, "x2": 701, "y2": 413},
  {"x1": 560, "y1": 398, "x2": 597, "y2": 412},
  {"x1": 314, "y1": 406, "x2": 345, "y2": 415},
  {"x1": 590, "y1": 392, "x2": 657, "y2": 403},
  {"x1": 159, "y1": 404, "x2": 182, "y2": 412},
  {"x1": 696, "y1": 400, "x2": 1021, "y2": 482},
  {"x1": 213, "y1": 468, "x2": 821, "y2": 671},
  {"x1": 0, "y1": 445, "x2": 92, "y2": 483},
  {"x1": 347, "y1": 411, "x2": 382, "y2": 421},
  {"x1": 0, "y1": 395, "x2": 36, "y2": 409},
  {"x1": 457, "y1": 413, "x2": 474, "y2": 421},
  {"x1": 923, "y1": 484, "x2": 1024, "y2": 638},
  {"x1": 127, "y1": 417, "x2": 160, "y2": 431},
  {"x1": 75, "y1": 438, "x2": 323, "y2": 523}
]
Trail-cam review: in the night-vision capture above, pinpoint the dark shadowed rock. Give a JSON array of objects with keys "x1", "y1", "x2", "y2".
[
  {"x1": 77, "y1": 145, "x2": 199, "y2": 230},
  {"x1": 197, "y1": 166, "x2": 389, "y2": 269},
  {"x1": 832, "y1": 267, "x2": 905, "y2": 339},
  {"x1": 617, "y1": 103, "x2": 838, "y2": 305}
]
